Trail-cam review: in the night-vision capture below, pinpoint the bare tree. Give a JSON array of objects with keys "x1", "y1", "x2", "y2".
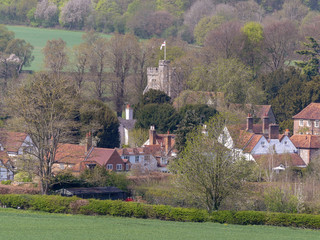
[
  {"x1": 300, "y1": 14, "x2": 320, "y2": 40},
  {"x1": 235, "y1": 0, "x2": 265, "y2": 23},
  {"x1": 6, "y1": 73, "x2": 78, "y2": 194},
  {"x1": 107, "y1": 33, "x2": 139, "y2": 116},
  {"x1": 42, "y1": 39, "x2": 69, "y2": 78},
  {"x1": 204, "y1": 21, "x2": 243, "y2": 62},
  {"x1": 278, "y1": 0, "x2": 308, "y2": 22},
  {"x1": 35, "y1": 0, "x2": 59, "y2": 26},
  {"x1": 262, "y1": 19, "x2": 300, "y2": 71}
]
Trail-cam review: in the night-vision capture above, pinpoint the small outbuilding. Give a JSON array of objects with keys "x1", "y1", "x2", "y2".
[{"x1": 58, "y1": 187, "x2": 127, "y2": 200}]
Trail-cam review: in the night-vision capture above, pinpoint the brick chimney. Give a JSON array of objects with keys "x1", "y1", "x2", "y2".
[
  {"x1": 263, "y1": 113, "x2": 269, "y2": 135},
  {"x1": 284, "y1": 129, "x2": 290, "y2": 137},
  {"x1": 269, "y1": 124, "x2": 279, "y2": 139},
  {"x1": 125, "y1": 104, "x2": 133, "y2": 120},
  {"x1": 246, "y1": 113, "x2": 253, "y2": 132},
  {"x1": 164, "y1": 135, "x2": 172, "y2": 154},
  {"x1": 149, "y1": 126, "x2": 156, "y2": 145},
  {"x1": 85, "y1": 132, "x2": 92, "y2": 153}
]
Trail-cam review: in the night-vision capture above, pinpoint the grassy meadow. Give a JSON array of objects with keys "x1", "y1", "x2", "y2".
[
  {"x1": 6, "y1": 25, "x2": 111, "y2": 71},
  {"x1": 0, "y1": 208, "x2": 319, "y2": 240}
]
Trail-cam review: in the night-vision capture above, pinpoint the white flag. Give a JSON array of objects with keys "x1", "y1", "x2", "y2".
[{"x1": 160, "y1": 41, "x2": 166, "y2": 50}]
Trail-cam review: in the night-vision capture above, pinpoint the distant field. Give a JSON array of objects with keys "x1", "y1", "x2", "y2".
[
  {"x1": 6, "y1": 25, "x2": 112, "y2": 71},
  {"x1": 0, "y1": 208, "x2": 319, "y2": 240}
]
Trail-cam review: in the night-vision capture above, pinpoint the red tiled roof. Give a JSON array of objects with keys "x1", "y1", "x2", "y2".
[
  {"x1": 290, "y1": 135, "x2": 320, "y2": 149},
  {"x1": 2, "y1": 132, "x2": 28, "y2": 152},
  {"x1": 293, "y1": 103, "x2": 320, "y2": 120},
  {"x1": 87, "y1": 148, "x2": 124, "y2": 166},
  {"x1": 253, "y1": 153, "x2": 306, "y2": 167},
  {"x1": 0, "y1": 151, "x2": 10, "y2": 165},
  {"x1": 55, "y1": 144, "x2": 87, "y2": 164},
  {"x1": 243, "y1": 135, "x2": 263, "y2": 153}
]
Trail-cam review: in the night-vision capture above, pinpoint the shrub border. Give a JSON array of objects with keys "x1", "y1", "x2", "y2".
[{"x1": 1, "y1": 194, "x2": 320, "y2": 229}]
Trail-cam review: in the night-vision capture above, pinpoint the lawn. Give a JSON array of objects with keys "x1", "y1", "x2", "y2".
[
  {"x1": 0, "y1": 208, "x2": 319, "y2": 240},
  {"x1": 6, "y1": 25, "x2": 112, "y2": 71}
]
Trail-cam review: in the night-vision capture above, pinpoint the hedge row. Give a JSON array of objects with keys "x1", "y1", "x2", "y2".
[{"x1": 1, "y1": 194, "x2": 320, "y2": 229}]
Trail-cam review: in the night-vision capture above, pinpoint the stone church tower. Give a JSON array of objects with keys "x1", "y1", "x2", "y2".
[{"x1": 143, "y1": 60, "x2": 174, "y2": 97}]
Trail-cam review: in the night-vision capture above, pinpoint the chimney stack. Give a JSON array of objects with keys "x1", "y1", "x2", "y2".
[
  {"x1": 246, "y1": 113, "x2": 253, "y2": 132},
  {"x1": 263, "y1": 113, "x2": 269, "y2": 135},
  {"x1": 164, "y1": 135, "x2": 172, "y2": 154},
  {"x1": 85, "y1": 132, "x2": 92, "y2": 153},
  {"x1": 284, "y1": 129, "x2": 290, "y2": 137},
  {"x1": 149, "y1": 126, "x2": 156, "y2": 145},
  {"x1": 125, "y1": 104, "x2": 133, "y2": 120},
  {"x1": 269, "y1": 124, "x2": 279, "y2": 140}
]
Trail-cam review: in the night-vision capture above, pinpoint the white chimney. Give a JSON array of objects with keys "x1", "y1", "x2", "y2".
[{"x1": 126, "y1": 104, "x2": 133, "y2": 120}]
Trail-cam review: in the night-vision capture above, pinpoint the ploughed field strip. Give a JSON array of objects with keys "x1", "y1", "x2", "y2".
[{"x1": 0, "y1": 208, "x2": 319, "y2": 240}]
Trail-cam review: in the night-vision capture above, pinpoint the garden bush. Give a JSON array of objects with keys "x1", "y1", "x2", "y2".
[{"x1": 1, "y1": 194, "x2": 320, "y2": 229}]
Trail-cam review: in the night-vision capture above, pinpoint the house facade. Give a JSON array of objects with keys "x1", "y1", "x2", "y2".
[
  {"x1": 116, "y1": 147, "x2": 158, "y2": 172},
  {"x1": 293, "y1": 103, "x2": 320, "y2": 135}
]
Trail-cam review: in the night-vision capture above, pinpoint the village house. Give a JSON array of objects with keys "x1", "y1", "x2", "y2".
[
  {"x1": 223, "y1": 113, "x2": 306, "y2": 170},
  {"x1": 53, "y1": 133, "x2": 127, "y2": 175},
  {"x1": 143, "y1": 126, "x2": 177, "y2": 172},
  {"x1": 0, "y1": 152, "x2": 14, "y2": 181},
  {"x1": 116, "y1": 147, "x2": 158, "y2": 172},
  {"x1": 290, "y1": 103, "x2": 320, "y2": 164},
  {"x1": 0, "y1": 131, "x2": 34, "y2": 157}
]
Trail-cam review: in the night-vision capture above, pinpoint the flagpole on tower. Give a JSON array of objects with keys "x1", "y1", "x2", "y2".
[{"x1": 160, "y1": 41, "x2": 166, "y2": 60}]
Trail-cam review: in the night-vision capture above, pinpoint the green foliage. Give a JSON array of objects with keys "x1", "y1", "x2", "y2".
[
  {"x1": 80, "y1": 99, "x2": 120, "y2": 148},
  {"x1": 296, "y1": 37, "x2": 320, "y2": 78},
  {"x1": 0, "y1": 25, "x2": 15, "y2": 52},
  {"x1": 80, "y1": 165, "x2": 129, "y2": 190},
  {"x1": 264, "y1": 188, "x2": 299, "y2": 213},
  {"x1": 14, "y1": 172, "x2": 32, "y2": 182},
  {"x1": 135, "y1": 103, "x2": 180, "y2": 133},
  {"x1": 242, "y1": 22, "x2": 263, "y2": 43},
  {"x1": 1, "y1": 180, "x2": 12, "y2": 185},
  {"x1": 194, "y1": 15, "x2": 225, "y2": 46},
  {"x1": 141, "y1": 89, "x2": 171, "y2": 105},
  {"x1": 50, "y1": 171, "x2": 86, "y2": 190}
]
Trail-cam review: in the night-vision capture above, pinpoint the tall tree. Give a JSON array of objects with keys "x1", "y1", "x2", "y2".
[
  {"x1": 6, "y1": 73, "x2": 78, "y2": 194},
  {"x1": 107, "y1": 33, "x2": 139, "y2": 116},
  {"x1": 296, "y1": 37, "x2": 320, "y2": 78},
  {"x1": 42, "y1": 39, "x2": 69, "y2": 78},
  {"x1": 170, "y1": 114, "x2": 248, "y2": 211}
]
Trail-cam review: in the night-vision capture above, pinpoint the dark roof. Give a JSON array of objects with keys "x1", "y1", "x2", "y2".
[
  {"x1": 64, "y1": 187, "x2": 125, "y2": 195},
  {"x1": 293, "y1": 103, "x2": 320, "y2": 120},
  {"x1": 86, "y1": 147, "x2": 124, "y2": 166}
]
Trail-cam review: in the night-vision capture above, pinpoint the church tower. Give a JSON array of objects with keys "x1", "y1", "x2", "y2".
[{"x1": 144, "y1": 60, "x2": 173, "y2": 97}]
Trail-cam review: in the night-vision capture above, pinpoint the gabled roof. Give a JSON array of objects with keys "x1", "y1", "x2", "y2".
[
  {"x1": 243, "y1": 135, "x2": 263, "y2": 153},
  {"x1": 116, "y1": 147, "x2": 151, "y2": 156},
  {"x1": 2, "y1": 132, "x2": 28, "y2": 152},
  {"x1": 55, "y1": 144, "x2": 87, "y2": 164},
  {"x1": 290, "y1": 135, "x2": 320, "y2": 149},
  {"x1": 86, "y1": 147, "x2": 124, "y2": 166},
  {"x1": 0, "y1": 151, "x2": 11, "y2": 165},
  {"x1": 253, "y1": 153, "x2": 306, "y2": 167},
  {"x1": 293, "y1": 103, "x2": 320, "y2": 120}
]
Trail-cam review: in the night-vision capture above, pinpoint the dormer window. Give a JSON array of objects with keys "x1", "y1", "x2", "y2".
[
  {"x1": 315, "y1": 120, "x2": 319, "y2": 128},
  {"x1": 299, "y1": 120, "x2": 303, "y2": 126},
  {"x1": 261, "y1": 141, "x2": 265, "y2": 147}
]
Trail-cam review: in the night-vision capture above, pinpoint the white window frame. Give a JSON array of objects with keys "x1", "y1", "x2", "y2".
[
  {"x1": 307, "y1": 120, "x2": 311, "y2": 127},
  {"x1": 107, "y1": 164, "x2": 113, "y2": 170},
  {"x1": 315, "y1": 120, "x2": 319, "y2": 128},
  {"x1": 299, "y1": 119, "x2": 304, "y2": 126},
  {"x1": 59, "y1": 163, "x2": 65, "y2": 170},
  {"x1": 116, "y1": 164, "x2": 122, "y2": 171}
]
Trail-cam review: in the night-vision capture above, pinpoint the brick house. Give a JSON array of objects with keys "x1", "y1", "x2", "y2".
[{"x1": 293, "y1": 103, "x2": 320, "y2": 135}]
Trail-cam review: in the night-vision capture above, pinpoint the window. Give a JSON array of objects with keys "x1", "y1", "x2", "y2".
[
  {"x1": 307, "y1": 120, "x2": 311, "y2": 127},
  {"x1": 124, "y1": 156, "x2": 129, "y2": 160},
  {"x1": 284, "y1": 141, "x2": 288, "y2": 145},
  {"x1": 107, "y1": 164, "x2": 113, "y2": 170},
  {"x1": 126, "y1": 164, "x2": 130, "y2": 171},
  {"x1": 59, "y1": 163, "x2": 65, "y2": 170},
  {"x1": 135, "y1": 156, "x2": 139, "y2": 163},
  {"x1": 261, "y1": 141, "x2": 265, "y2": 147},
  {"x1": 116, "y1": 164, "x2": 122, "y2": 171},
  {"x1": 315, "y1": 120, "x2": 319, "y2": 128},
  {"x1": 299, "y1": 120, "x2": 304, "y2": 126}
]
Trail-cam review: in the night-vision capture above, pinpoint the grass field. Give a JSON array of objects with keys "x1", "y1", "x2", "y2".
[
  {"x1": 0, "y1": 208, "x2": 319, "y2": 240},
  {"x1": 6, "y1": 25, "x2": 111, "y2": 71}
]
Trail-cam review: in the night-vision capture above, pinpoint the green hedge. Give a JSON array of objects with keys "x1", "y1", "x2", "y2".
[{"x1": 1, "y1": 194, "x2": 320, "y2": 229}]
